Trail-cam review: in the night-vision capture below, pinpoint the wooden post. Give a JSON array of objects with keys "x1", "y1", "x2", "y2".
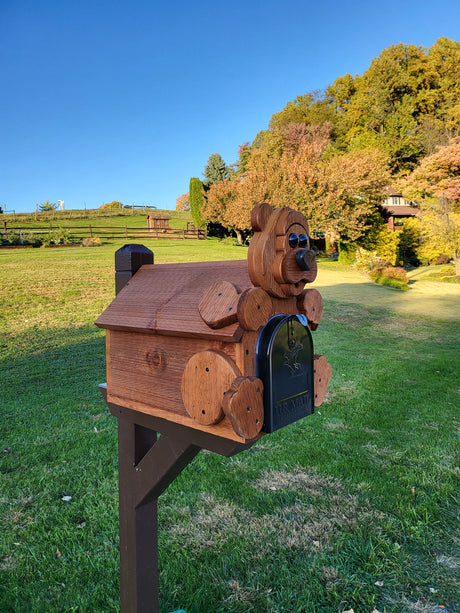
[
  {"x1": 89, "y1": 224, "x2": 93, "y2": 238},
  {"x1": 125, "y1": 226, "x2": 128, "y2": 239},
  {"x1": 3, "y1": 221, "x2": 7, "y2": 240},
  {"x1": 101, "y1": 387, "x2": 254, "y2": 613},
  {"x1": 114, "y1": 244, "x2": 154, "y2": 296}
]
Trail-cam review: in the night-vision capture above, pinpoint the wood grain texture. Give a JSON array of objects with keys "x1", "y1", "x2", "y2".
[
  {"x1": 95, "y1": 260, "x2": 252, "y2": 341},
  {"x1": 297, "y1": 288, "x2": 324, "y2": 330},
  {"x1": 248, "y1": 207, "x2": 284, "y2": 297},
  {"x1": 198, "y1": 281, "x2": 240, "y2": 329},
  {"x1": 181, "y1": 350, "x2": 241, "y2": 425},
  {"x1": 251, "y1": 202, "x2": 272, "y2": 231},
  {"x1": 248, "y1": 204, "x2": 315, "y2": 298},
  {"x1": 222, "y1": 376, "x2": 264, "y2": 440},
  {"x1": 106, "y1": 392, "x2": 259, "y2": 444},
  {"x1": 313, "y1": 354, "x2": 332, "y2": 407},
  {"x1": 234, "y1": 330, "x2": 259, "y2": 377},
  {"x1": 107, "y1": 331, "x2": 237, "y2": 417},
  {"x1": 275, "y1": 208, "x2": 310, "y2": 236},
  {"x1": 237, "y1": 288, "x2": 272, "y2": 331}
]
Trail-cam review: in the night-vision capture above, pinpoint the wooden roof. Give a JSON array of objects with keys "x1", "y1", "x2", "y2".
[
  {"x1": 146, "y1": 212, "x2": 171, "y2": 219},
  {"x1": 95, "y1": 260, "x2": 252, "y2": 342},
  {"x1": 381, "y1": 205, "x2": 420, "y2": 217}
]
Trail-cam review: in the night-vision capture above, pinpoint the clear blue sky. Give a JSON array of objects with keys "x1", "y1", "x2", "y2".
[{"x1": 1, "y1": 0, "x2": 459, "y2": 213}]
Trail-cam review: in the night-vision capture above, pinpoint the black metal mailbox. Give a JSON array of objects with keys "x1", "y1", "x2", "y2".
[{"x1": 256, "y1": 314, "x2": 314, "y2": 433}]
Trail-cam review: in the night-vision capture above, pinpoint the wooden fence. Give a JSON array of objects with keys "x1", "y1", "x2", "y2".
[{"x1": 1, "y1": 222, "x2": 207, "y2": 241}]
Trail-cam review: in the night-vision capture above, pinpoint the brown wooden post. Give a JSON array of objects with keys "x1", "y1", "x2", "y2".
[
  {"x1": 101, "y1": 386, "x2": 254, "y2": 613},
  {"x1": 3, "y1": 221, "x2": 7, "y2": 240},
  {"x1": 89, "y1": 224, "x2": 93, "y2": 238},
  {"x1": 125, "y1": 226, "x2": 128, "y2": 239}
]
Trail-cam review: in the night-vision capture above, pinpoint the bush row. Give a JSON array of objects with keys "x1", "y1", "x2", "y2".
[{"x1": 0, "y1": 229, "x2": 102, "y2": 248}]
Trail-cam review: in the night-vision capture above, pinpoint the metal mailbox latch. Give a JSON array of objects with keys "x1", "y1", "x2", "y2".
[{"x1": 256, "y1": 314, "x2": 314, "y2": 433}]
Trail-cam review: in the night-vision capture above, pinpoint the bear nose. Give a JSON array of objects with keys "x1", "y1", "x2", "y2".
[{"x1": 296, "y1": 249, "x2": 316, "y2": 271}]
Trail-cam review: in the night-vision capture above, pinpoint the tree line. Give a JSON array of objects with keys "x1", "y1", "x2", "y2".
[{"x1": 177, "y1": 37, "x2": 460, "y2": 270}]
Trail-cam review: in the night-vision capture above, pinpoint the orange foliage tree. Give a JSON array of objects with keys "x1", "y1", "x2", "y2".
[
  {"x1": 175, "y1": 192, "x2": 190, "y2": 212},
  {"x1": 203, "y1": 124, "x2": 389, "y2": 247},
  {"x1": 401, "y1": 137, "x2": 460, "y2": 272}
]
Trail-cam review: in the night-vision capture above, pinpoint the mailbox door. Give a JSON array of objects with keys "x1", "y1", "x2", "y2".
[{"x1": 256, "y1": 314, "x2": 314, "y2": 433}]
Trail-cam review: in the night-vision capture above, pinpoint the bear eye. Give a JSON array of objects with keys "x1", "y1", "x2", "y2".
[
  {"x1": 299, "y1": 234, "x2": 308, "y2": 248},
  {"x1": 289, "y1": 233, "x2": 299, "y2": 248}
]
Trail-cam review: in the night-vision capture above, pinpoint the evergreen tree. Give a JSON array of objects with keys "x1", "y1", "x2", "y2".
[
  {"x1": 203, "y1": 153, "x2": 229, "y2": 185},
  {"x1": 189, "y1": 177, "x2": 205, "y2": 227}
]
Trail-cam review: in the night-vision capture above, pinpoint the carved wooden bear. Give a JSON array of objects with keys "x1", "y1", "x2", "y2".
[{"x1": 96, "y1": 203, "x2": 331, "y2": 444}]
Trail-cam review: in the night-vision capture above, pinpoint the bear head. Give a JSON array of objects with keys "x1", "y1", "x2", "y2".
[{"x1": 248, "y1": 202, "x2": 317, "y2": 298}]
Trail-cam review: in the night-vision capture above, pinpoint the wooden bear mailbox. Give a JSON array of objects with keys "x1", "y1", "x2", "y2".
[{"x1": 96, "y1": 203, "x2": 331, "y2": 612}]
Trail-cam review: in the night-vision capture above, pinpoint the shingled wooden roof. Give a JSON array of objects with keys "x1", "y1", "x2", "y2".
[{"x1": 95, "y1": 260, "x2": 252, "y2": 342}]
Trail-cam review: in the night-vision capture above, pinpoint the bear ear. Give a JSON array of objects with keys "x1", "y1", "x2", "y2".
[{"x1": 251, "y1": 202, "x2": 272, "y2": 232}]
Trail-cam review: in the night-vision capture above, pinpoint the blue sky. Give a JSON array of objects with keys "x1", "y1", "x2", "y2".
[{"x1": 1, "y1": 0, "x2": 459, "y2": 213}]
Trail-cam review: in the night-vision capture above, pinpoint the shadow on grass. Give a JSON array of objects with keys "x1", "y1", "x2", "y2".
[{"x1": 0, "y1": 325, "x2": 121, "y2": 611}]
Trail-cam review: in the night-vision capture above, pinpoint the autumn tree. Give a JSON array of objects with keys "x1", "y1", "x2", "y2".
[
  {"x1": 175, "y1": 192, "x2": 190, "y2": 212},
  {"x1": 189, "y1": 178, "x2": 205, "y2": 227},
  {"x1": 203, "y1": 124, "x2": 389, "y2": 247},
  {"x1": 269, "y1": 38, "x2": 460, "y2": 172},
  {"x1": 401, "y1": 137, "x2": 460, "y2": 273}
]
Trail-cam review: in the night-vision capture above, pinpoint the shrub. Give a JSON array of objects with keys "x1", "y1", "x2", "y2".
[
  {"x1": 369, "y1": 266, "x2": 409, "y2": 290},
  {"x1": 435, "y1": 254, "x2": 451, "y2": 265},
  {"x1": 354, "y1": 247, "x2": 386, "y2": 271},
  {"x1": 41, "y1": 228, "x2": 71, "y2": 246},
  {"x1": 338, "y1": 243, "x2": 356, "y2": 265},
  {"x1": 81, "y1": 237, "x2": 102, "y2": 247}
]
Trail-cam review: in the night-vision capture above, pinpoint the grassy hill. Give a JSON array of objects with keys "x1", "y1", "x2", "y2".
[{"x1": 1, "y1": 207, "x2": 192, "y2": 230}]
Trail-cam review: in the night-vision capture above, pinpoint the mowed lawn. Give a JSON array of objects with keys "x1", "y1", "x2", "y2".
[{"x1": 0, "y1": 240, "x2": 458, "y2": 613}]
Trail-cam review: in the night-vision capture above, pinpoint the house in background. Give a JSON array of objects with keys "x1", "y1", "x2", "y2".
[
  {"x1": 147, "y1": 212, "x2": 171, "y2": 230},
  {"x1": 380, "y1": 186, "x2": 420, "y2": 231}
]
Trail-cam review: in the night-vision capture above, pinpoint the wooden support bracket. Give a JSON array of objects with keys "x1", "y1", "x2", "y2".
[{"x1": 100, "y1": 384, "x2": 255, "y2": 613}]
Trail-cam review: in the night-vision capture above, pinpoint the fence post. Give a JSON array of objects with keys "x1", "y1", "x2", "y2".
[
  {"x1": 89, "y1": 224, "x2": 93, "y2": 238},
  {"x1": 125, "y1": 226, "x2": 128, "y2": 239},
  {"x1": 3, "y1": 221, "x2": 7, "y2": 240}
]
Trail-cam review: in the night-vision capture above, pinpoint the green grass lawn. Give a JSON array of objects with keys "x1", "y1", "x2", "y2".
[{"x1": 1, "y1": 242, "x2": 459, "y2": 613}]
